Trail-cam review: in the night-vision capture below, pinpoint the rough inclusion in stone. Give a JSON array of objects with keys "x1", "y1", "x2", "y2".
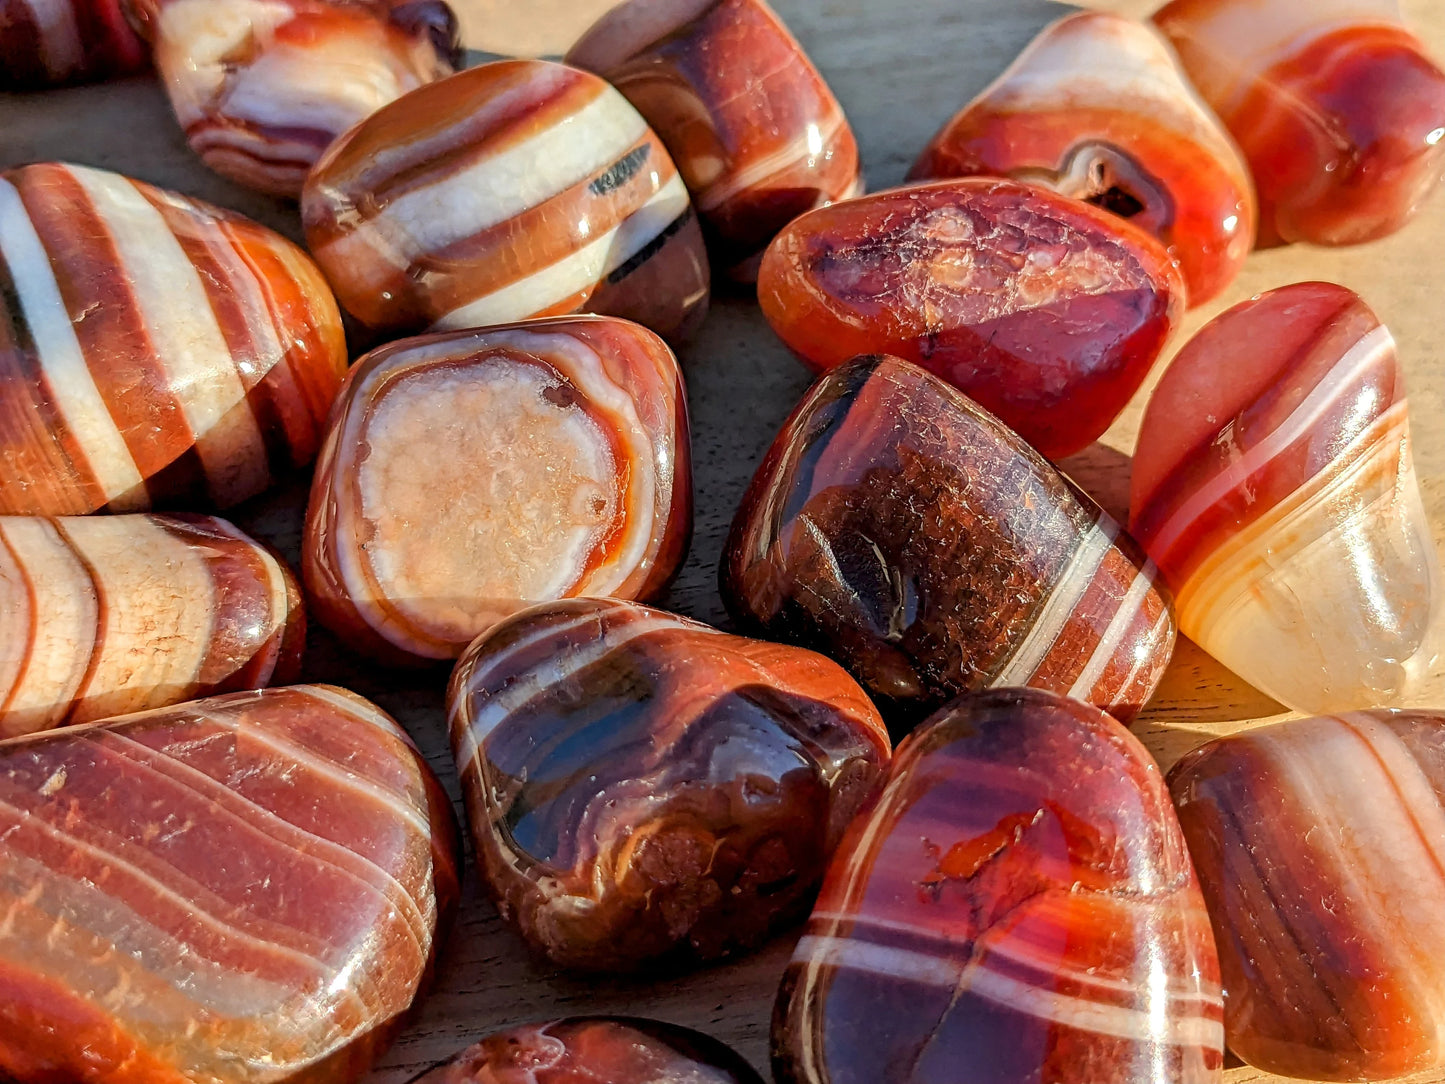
[
  {"x1": 567, "y1": 0, "x2": 863, "y2": 283},
  {"x1": 0, "y1": 685, "x2": 461, "y2": 1084},
  {"x1": 447, "y1": 597, "x2": 891, "y2": 971},
  {"x1": 1130, "y1": 281, "x2": 1443, "y2": 715},
  {"x1": 0, "y1": 0, "x2": 147, "y2": 89},
  {"x1": 757, "y1": 178, "x2": 1186, "y2": 460},
  {"x1": 1170, "y1": 712, "x2": 1445, "y2": 1082},
  {"x1": 408, "y1": 1018, "x2": 766, "y2": 1084},
  {"x1": 125, "y1": 0, "x2": 461, "y2": 197},
  {"x1": 302, "y1": 58, "x2": 711, "y2": 342},
  {"x1": 305, "y1": 316, "x2": 692, "y2": 664},
  {"x1": 773, "y1": 687, "x2": 1225, "y2": 1084},
  {"x1": 724, "y1": 354, "x2": 1176, "y2": 729},
  {"x1": 909, "y1": 11, "x2": 1255, "y2": 308},
  {"x1": 0, "y1": 514, "x2": 304, "y2": 739},
  {"x1": 0, "y1": 162, "x2": 349, "y2": 516},
  {"x1": 1154, "y1": 0, "x2": 1445, "y2": 247}
]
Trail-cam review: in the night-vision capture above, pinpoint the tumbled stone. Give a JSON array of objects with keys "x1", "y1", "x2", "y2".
[
  {"x1": 0, "y1": 513, "x2": 303, "y2": 738},
  {"x1": 1130, "y1": 281, "x2": 1442, "y2": 714},
  {"x1": 302, "y1": 58, "x2": 710, "y2": 341},
  {"x1": 0, "y1": 685, "x2": 460, "y2": 1084},
  {"x1": 1155, "y1": 0, "x2": 1445, "y2": 246},
  {"x1": 447, "y1": 597, "x2": 890, "y2": 971},
  {"x1": 0, "y1": 162, "x2": 348, "y2": 516},
  {"x1": 0, "y1": 0, "x2": 147, "y2": 89},
  {"x1": 910, "y1": 11, "x2": 1255, "y2": 306},
  {"x1": 724, "y1": 353, "x2": 1175, "y2": 728},
  {"x1": 126, "y1": 0, "x2": 460, "y2": 196},
  {"x1": 774, "y1": 687, "x2": 1224, "y2": 1084},
  {"x1": 409, "y1": 1017, "x2": 765, "y2": 1083},
  {"x1": 305, "y1": 316, "x2": 692, "y2": 664},
  {"x1": 568, "y1": 0, "x2": 862, "y2": 282},
  {"x1": 1170, "y1": 711, "x2": 1445, "y2": 1081},
  {"x1": 756, "y1": 177, "x2": 1185, "y2": 458}
]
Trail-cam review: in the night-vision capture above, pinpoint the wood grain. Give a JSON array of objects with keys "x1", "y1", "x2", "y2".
[{"x1": 2, "y1": 0, "x2": 1444, "y2": 1079}]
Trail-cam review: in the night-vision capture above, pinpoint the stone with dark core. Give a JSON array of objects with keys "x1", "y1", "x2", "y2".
[{"x1": 447, "y1": 597, "x2": 890, "y2": 971}]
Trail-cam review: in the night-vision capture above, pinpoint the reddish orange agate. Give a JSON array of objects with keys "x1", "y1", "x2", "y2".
[
  {"x1": 0, "y1": 514, "x2": 304, "y2": 738},
  {"x1": 449, "y1": 597, "x2": 890, "y2": 971},
  {"x1": 1171, "y1": 712, "x2": 1445, "y2": 1081},
  {"x1": 305, "y1": 316, "x2": 692, "y2": 664},
  {"x1": 1155, "y1": 0, "x2": 1445, "y2": 246},
  {"x1": 724, "y1": 355, "x2": 1176, "y2": 728},
  {"x1": 302, "y1": 59, "x2": 710, "y2": 341},
  {"x1": 0, "y1": 685, "x2": 460, "y2": 1084},
  {"x1": 0, "y1": 0, "x2": 147, "y2": 88},
  {"x1": 0, "y1": 162, "x2": 348, "y2": 516},
  {"x1": 1130, "y1": 282, "x2": 1441, "y2": 714},
  {"x1": 568, "y1": 0, "x2": 862, "y2": 282},
  {"x1": 410, "y1": 1018, "x2": 766, "y2": 1084},
  {"x1": 127, "y1": 0, "x2": 460, "y2": 197},
  {"x1": 757, "y1": 178, "x2": 1185, "y2": 459},
  {"x1": 910, "y1": 12, "x2": 1254, "y2": 306},
  {"x1": 773, "y1": 688, "x2": 1224, "y2": 1084}
]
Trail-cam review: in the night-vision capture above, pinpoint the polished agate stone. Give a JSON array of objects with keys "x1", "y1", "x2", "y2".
[
  {"x1": 302, "y1": 59, "x2": 710, "y2": 341},
  {"x1": 1155, "y1": 0, "x2": 1445, "y2": 246},
  {"x1": 724, "y1": 354, "x2": 1175, "y2": 728},
  {"x1": 774, "y1": 688, "x2": 1225, "y2": 1084},
  {"x1": 305, "y1": 316, "x2": 691, "y2": 664},
  {"x1": 0, "y1": 0, "x2": 146, "y2": 88},
  {"x1": 757, "y1": 178, "x2": 1185, "y2": 458},
  {"x1": 126, "y1": 0, "x2": 460, "y2": 197},
  {"x1": 0, "y1": 685, "x2": 460, "y2": 1084},
  {"x1": 1130, "y1": 282, "x2": 1442, "y2": 714},
  {"x1": 0, "y1": 514, "x2": 303, "y2": 738},
  {"x1": 567, "y1": 0, "x2": 862, "y2": 282},
  {"x1": 909, "y1": 11, "x2": 1254, "y2": 307},
  {"x1": 448, "y1": 597, "x2": 890, "y2": 971},
  {"x1": 0, "y1": 162, "x2": 348, "y2": 516},
  {"x1": 410, "y1": 1018, "x2": 765, "y2": 1084},
  {"x1": 1170, "y1": 711, "x2": 1445, "y2": 1081}
]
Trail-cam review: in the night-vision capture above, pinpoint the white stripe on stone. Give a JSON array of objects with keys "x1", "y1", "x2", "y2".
[
  {"x1": 1066, "y1": 557, "x2": 1160, "y2": 702},
  {"x1": 1148, "y1": 324, "x2": 1395, "y2": 565},
  {"x1": 70, "y1": 167, "x2": 270, "y2": 507},
  {"x1": 794, "y1": 934, "x2": 1224, "y2": 1048},
  {"x1": 371, "y1": 86, "x2": 648, "y2": 261},
  {"x1": 992, "y1": 516, "x2": 1119, "y2": 685},
  {"x1": 433, "y1": 172, "x2": 691, "y2": 331},
  {"x1": 0, "y1": 179, "x2": 148, "y2": 508}
]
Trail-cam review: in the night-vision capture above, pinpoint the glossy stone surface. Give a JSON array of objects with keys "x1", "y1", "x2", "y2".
[
  {"x1": 409, "y1": 1018, "x2": 766, "y2": 1084},
  {"x1": 1130, "y1": 281, "x2": 1442, "y2": 714},
  {"x1": 448, "y1": 597, "x2": 890, "y2": 971},
  {"x1": 568, "y1": 0, "x2": 862, "y2": 282},
  {"x1": 774, "y1": 687, "x2": 1224, "y2": 1084},
  {"x1": 126, "y1": 0, "x2": 460, "y2": 197},
  {"x1": 0, "y1": 162, "x2": 348, "y2": 516},
  {"x1": 0, "y1": 514, "x2": 303, "y2": 738},
  {"x1": 1170, "y1": 711, "x2": 1445, "y2": 1081},
  {"x1": 0, "y1": 0, "x2": 146, "y2": 89},
  {"x1": 1155, "y1": 0, "x2": 1445, "y2": 246},
  {"x1": 757, "y1": 178, "x2": 1185, "y2": 458},
  {"x1": 302, "y1": 58, "x2": 710, "y2": 341},
  {"x1": 724, "y1": 354, "x2": 1175, "y2": 728},
  {"x1": 909, "y1": 11, "x2": 1254, "y2": 307},
  {"x1": 0, "y1": 684, "x2": 461, "y2": 1084},
  {"x1": 305, "y1": 316, "x2": 691, "y2": 664}
]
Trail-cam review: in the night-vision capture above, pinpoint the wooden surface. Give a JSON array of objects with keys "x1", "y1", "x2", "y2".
[{"x1": 3, "y1": 0, "x2": 1445, "y2": 1080}]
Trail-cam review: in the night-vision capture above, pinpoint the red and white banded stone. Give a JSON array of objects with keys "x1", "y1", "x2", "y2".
[
  {"x1": 0, "y1": 684, "x2": 460, "y2": 1084},
  {"x1": 302, "y1": 58, "x2": 710, "y2": 342},
  {"x1": 0, "y1": 514, "x2": 304, "y2": 739},
  {"x1": 0, "y1": 162, "x2": 348, "y2": 516}
]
